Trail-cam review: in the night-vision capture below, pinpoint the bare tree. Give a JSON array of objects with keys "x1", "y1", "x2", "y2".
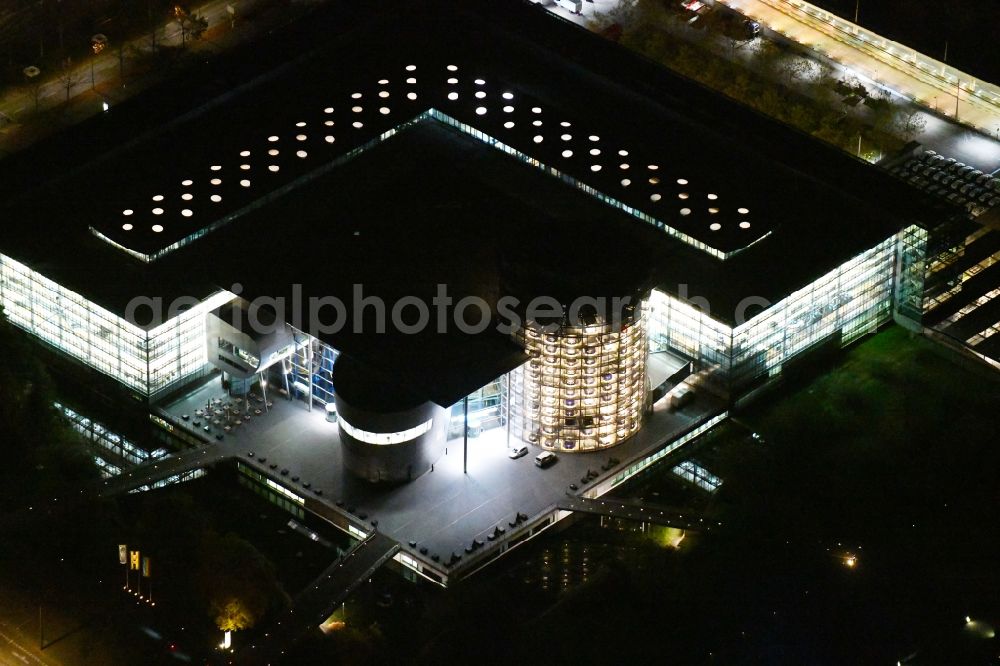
[{"x1": 57, "y1": 61, "x2": 80, "y2": 103}]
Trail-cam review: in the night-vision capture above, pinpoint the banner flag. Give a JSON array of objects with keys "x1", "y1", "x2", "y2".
[
  {"x1": 119, "y1": 544, "x2": 127, "y2": 565},
  {"x1": 130, "y1": 550, "x2": 140, "y2": 570},
  {"x1": 142, "y1": 556, "x2": 151, "y2": 578}
]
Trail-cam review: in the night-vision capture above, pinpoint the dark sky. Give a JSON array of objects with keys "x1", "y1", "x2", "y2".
[{"x1": 813, "y1": 0, "x2": 1000, "y2": 84}]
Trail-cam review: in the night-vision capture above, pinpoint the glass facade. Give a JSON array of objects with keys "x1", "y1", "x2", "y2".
[
  {"x1": 648, "y1": 232, "x2": 901, "y2": 395},
  {"x1": 731, "y1": 235, "x2": 896, "y2": 388},
  {"x1": 509, "y1": 310, "x2": 648, "y2": 452},
  {"x1": 0, "y1": 252, "x2": 234, "y2": 397}
]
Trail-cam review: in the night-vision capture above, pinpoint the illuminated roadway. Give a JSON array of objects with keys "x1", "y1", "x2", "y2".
[{"x1": 714, "y1": 0, "x2": 1000, "y2": 136}]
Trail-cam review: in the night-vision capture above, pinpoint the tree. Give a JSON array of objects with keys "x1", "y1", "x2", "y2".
[
  {"x1": 57, "y1": 60, "x2": 80, "y2": 103},
  {"x1": 197, "y1": 531, "x2": 289, "y2": 632},
  {"x1": 892, "y1": 108, "x2": 927, "y2": 142}
]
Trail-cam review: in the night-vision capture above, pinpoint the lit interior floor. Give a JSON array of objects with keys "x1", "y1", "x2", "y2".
[{"x1": 157, "y1": 374, "x2": 725, "y2": 566}]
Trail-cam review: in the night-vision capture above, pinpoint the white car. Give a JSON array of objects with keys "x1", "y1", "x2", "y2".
[{"x1": 509, "y1": 445, "x2": 529, "y2": 459}]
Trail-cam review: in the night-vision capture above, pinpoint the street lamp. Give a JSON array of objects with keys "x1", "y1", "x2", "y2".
[
  {"x1": 23, "y1": 65, "x2": 42, "y2": 112},
  {"x1": 90, "y1": 34, "x2": 108, "y2": 90}
]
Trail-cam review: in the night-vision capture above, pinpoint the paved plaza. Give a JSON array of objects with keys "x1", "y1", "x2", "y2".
[{"x1": 153, "y1": 372, "x2": 725, "y2": 575}]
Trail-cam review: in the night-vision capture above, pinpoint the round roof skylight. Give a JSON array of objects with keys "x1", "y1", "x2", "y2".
[
  {"x1": 240, "y1": 179, "x2": 251, "y2": 187},
  {"x1": 351, "y1": 92, "x2": 362, "y2": 99},
  {"x1": 379, "y1": 91, "x2": 389, "y2": 98},
  {"x1": 533, "y1": 135, "x2": 543, "y2": 143},
  {"x1": 181, "y1": 209, "x2": 192, "y2": 217},
  {"x1": 448, "y1": 92, "x2": 459, "y2": 100},
  {"x1": 447, "y1": 78, "x2": 458, "y2": 84},
  {"x1": 268, "y1": 149, "x2": 279, "y2": 156},
  {"x1": 649, "y1": 177, "x2": 660, "y2": 184},
  {"x1": 379, "y1": 107, "x2": 390, "y2": 115},
  {"x1": 211, "y1": 165, "x2": 222, "y2": 171},
  {"x1": 562, "y1": 150, "x2": 573, "y2": 158},
  {"x1": 738, "y1": 207, "x2": 750, "y2": 214},
  {"x1": 647, "y1": 164, "x2": 659, "y2": 171},
  {"x1": 476, "y1": 107, "x2": 487, "y2": 115},
  {"x1": 240, "y1": 150, "x2": 251, "y2": 157},
  {"x1": 739, "y1": 221, "x2": 751, "y2": 229},
  {"x1": 503, "y1": 122, "x2": 515, "y2": 129},
  {"x1": 241, "y1": 164, "x2": 250, "y2": 170},
  {"x1": 474, "y1": 78, "x2": 485, "y2": 85},
  {"x1": 352, "y1": 122, "x2": 363, "y2": 128},
  {"x1": 503, "y1": 106, "x2": 514, "y2": 113},
  {"x1": 650, "y1": 194, "x2": 661, "y2": 202},
  {"x1": 211, "y1": 178, "x2": 222, "y2": 185},
  {"x1": 406, "y1": 64, "x2": 416, "y2": 71},
  {"x1": 325, "y1": 136, "x2": 335, "y2": 143},
  {"x1": 621, "y1": 179, "x2": 631, "y2": 186},
  {"x1": 588, "y1": 135, "x2": 599, "y2": 142},
  {"x1": 447, "y1": 64, "x2": 458, "y2": 71},
  {"x1": 122, "y1": 209, "x2": 133, "y2": 216},
  {"x1": 589, "y1": 148, "x2": 600, "y2": 156},
  {"x1": 680, "y1": 208, "x2": 691, "y2": 215},
  {"x1": 181, "y1": 193, "x2": 193, "y2": 201},
  {"x1": 678, "y1": 193, "x2": 689, "y2": 199},
  {"x1": 532, "y1": 120, "x2": 542, "y2": 127},
  {"x1": 268, "y1": 165, "x2": 279, "y2": 172},
  {"x1": 710, "y1": 222, "x2": 721, "y2": 231},
  {"x1": 407, "y1": 92, "x2": 417, "y2": 100},
  {"x1": 619, "y1": 150, "x2": 628, "y2": 156},
  {"x1": 406, "y1": 77, "x2": 416, "y2": 84},
  {"x1": 268, "y1": 135, "x2": 278, "y2": 142},
  {"x1": 378, "y1": 78, "x2": 389, "y2": 84},
  {"x1": 296, "y1": 121, "x2": 307, "y2": 127},
  {"x1": 707, "y1": 193, "x2": 718, "y2": 200},
  {"x1": 531, "y1": 107, "x2": 542, "y2": 113},
  {"x1": 352, "y1": 106, "x2": 362, "y2": 113},
  {"x1": 677, "y1": 178, "x2": 688, "y2": 185},
  {"x1": 325, "y1": 120, "x2": 335, "y2": 126},
  {"x1": 152, "y1": 224, "x2": 163, "y2": 233},
  {"x1": 503, "y1": 92, "x2": 514, "y2": 99},
  {"x1": 181, "y1": 179, "x2": 192, "y2": 186},
  {"x1": 475, "y1": 91, "x2": 486, "y2": 99},
  {"x1": 296, "y1": 134, "x2": 307, "y2": 141},
  {"x1": 561, "y1": 134, "x2": 571, "y2": 141},
  {"x1": 561, "y1": 121, "x2": 571, "y2": 127},
  {"x1": 590, "y1": 164, "x2": 602, "y2": 172},
  {"x1": 211, "y1": 195, "x2": 222, "y2": 202},
  {"x1": 122, "y1": 223, "x2": 133, "y2": 231},
  {"x1": 297, "y1": 150, "x2": 308, "y2": 158},
  {"x1": 152, "y1": 195, "x2": 163, "y2": 202},
  {"x1": 708, "y1": 207, "x2": 719, "y2": 214},
  {"x1": 324, "y1": 107, "x2": 334, "y2": 114}
]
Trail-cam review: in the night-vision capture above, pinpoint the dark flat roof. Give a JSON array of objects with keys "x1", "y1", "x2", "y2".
[{"x1": 0, "y1": 0, "x2": 953, "y2": 330}]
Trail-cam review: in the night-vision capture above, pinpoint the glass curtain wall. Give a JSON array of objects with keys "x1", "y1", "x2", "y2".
[
  {"x1": 0, "y1": 254, "x2": 148, "y2": 392},
  {"x1": 647, "y1": 289, "x2": 731, "y2": 394},
  {"x1": 0, "y1": 253, "x2": 234, "y2": 397},
  {"x1": 508, "y1": 310, "x2": 648, "y2": 452},
  {"x1": 731, "y1": 235, "x2": 896, "y2": 387}
]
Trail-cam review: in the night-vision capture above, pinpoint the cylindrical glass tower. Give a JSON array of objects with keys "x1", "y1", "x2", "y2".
[{"x1": 509, "y1": 306, "x2": 647, "y2": 452}]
